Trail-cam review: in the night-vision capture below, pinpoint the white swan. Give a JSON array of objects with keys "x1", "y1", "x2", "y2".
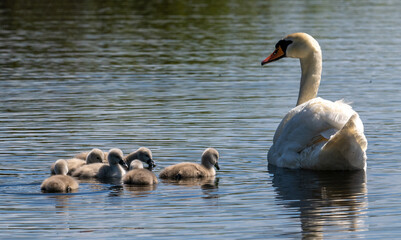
[{"x1": 261, "y1": 32, "x2": 367, "y2": 170}]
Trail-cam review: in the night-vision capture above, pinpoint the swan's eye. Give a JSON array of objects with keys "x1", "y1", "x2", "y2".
[{"x1": 275, "y1": 40, "x2": 293, "y2": 52}]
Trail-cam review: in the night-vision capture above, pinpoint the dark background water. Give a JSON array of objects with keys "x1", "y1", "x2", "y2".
[{"x1": 1, "y1": 0, "x2": 401, "y2": 239}]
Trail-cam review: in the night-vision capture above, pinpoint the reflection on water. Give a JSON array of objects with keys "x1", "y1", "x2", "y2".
[
  {"x1": 161, "y1": 177, "x2": 219, "y2": 199},
  {"x1": 268, "y1": 165, "x2": 368, "y2": 238},
  {"x1": 160, "y1": 176, "x2": 218, "y2": 188},
  {"x1": 124, "y1": 184, "x2": 157, "y2": 195}
]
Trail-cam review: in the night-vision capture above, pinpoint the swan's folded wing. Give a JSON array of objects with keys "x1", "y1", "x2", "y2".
[
  {"x1": 269, "y1": 98, "x2": 358, "y2": 168},
  {"x1": 318, "y1": 113, "x2": 368, "y2": 170}
]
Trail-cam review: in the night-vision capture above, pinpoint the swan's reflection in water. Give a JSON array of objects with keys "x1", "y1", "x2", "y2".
[
  {"x1": 124, "y1": 184, "x2": 157, "y2": 197},
  {"x1": 268, "y1": 165, "x2": 368, "y2": 239}
]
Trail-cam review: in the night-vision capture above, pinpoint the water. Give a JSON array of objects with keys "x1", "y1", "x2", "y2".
[{"x1": 1, "y1": 0, "x2": 401, "y2": 238}]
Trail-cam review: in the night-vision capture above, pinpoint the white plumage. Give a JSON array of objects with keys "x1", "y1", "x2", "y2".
[{"x1": 262, "y1": 33, "x2": 367, "y2": 170}]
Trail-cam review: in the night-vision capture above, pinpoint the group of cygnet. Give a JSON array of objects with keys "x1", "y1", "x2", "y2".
[{"x1": 41, "y1": 147, "x2": 220, "y2": 193}]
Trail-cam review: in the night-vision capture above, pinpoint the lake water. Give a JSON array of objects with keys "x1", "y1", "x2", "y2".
[{"x1": 1, "y1": 0, "x2": 401, "y2": 239}]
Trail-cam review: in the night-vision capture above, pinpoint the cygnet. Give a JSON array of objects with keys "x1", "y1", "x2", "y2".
[
  {"x1": 41, "y1": 159, "x2": 79, "y2": 193},
  {"x1": 159, "y1": 148, "x2": 220, "y2": 179},
  {"x1": 50, "y1": 148, "x2": 105, "y2": 175},
  {"x1": 73, "y1": 148, "x2": 128, "y2": 179},
  {"x1": 123, "y1": 160, "x2": 158, "y2": 185},
  {"x1": 124, "y1": 147, "x2": 156, "y2": 170}
]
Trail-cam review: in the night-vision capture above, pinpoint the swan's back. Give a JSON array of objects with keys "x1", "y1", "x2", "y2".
[
  {"x1": 159, "y1": 162, "x2": 212, "y2": 179},
  {"x1": 50, "y1": 158, "x2": 85, "y2": 176},
  {"x1": 72, "y1": 163, "x2": 104, "y2": 179},
  {"x1": 159, "y1": 148, "x2": 219, "y2": 179},
  {"x1": 123, "y1": 169, "x2": 158, "y2": 185},
  {"x1": 42, "y1": 159, "x2": 79, "y2": 193},
  {"x1": 41, "y1": 175, "x2": 79, "y2": 193},
  {"x1": 268, "y1": 98, "x2": 367, "y2": 170}
]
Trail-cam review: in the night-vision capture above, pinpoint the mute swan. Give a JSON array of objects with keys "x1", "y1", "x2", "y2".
[
  {"x1": 75, "y1": 148, "x2": 108, "y2": 163},
  {"x1": 50, "y1": 158, "x2": 84, "y2": 176},
  {"x1": 96, "y1": 148, "x2": 128, "y2": 179},
  {"x1": 159, "y1": 148, "x2": 220, "y2": 179},
  {"x1": 41, "y1": 159, "x2": 79, "y2": 193},
  {"x1": 261, "y1": 32, "x2": 367, "y2": 170},
  {"x1": 124, "y1": 147, "x2": 156, "y2": 170},
  {"x1": 50, "y1": 148, "x2": 105, "y2": 175},
  {"x1": 85, "y1": 148, "x2": 106, "y2": 164},
  {"x1": 123, "y1": 160, "x2": 158, "y2": 185},
  {"x1": 73, "y1": 148, "x2": 128, "y2": 179}
]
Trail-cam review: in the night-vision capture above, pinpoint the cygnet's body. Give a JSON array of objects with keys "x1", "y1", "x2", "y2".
[
  {"x1": 124, "y1": 147, "x2": 156, "y2": 170},
  {"x1": 50, "y1": 148, "x2": 105, "y2": 175},
  {"x1": 71, "y1": 162, "x2": 104, "y2": 179},
  {"x1": 41, "y1": 159, "x2": 79, "y2": 193},
  {"x1": 123, "y1": 160, "x2": 158, "y2": 185},
  {"x1": 159, "y1": 148, "x2": 220, "y2": 179},
  {"x1": 73, "y1": 148, "x2": 128, "y2": 179},
  {"x1": 97, "y1": 148, "x2": 128, "y2": 179},
  {"x1": 50, "y1": 158, "x2": 85, "y2": 176}
]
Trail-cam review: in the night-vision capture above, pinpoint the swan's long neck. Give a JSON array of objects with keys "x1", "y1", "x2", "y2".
[{"x1": 296, "y1": 51, "x2": 322, "y2": 106}]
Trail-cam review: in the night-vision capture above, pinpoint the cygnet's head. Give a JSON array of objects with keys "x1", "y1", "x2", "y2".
[
  {"x1": 261, "y1": 32, "x2": 321, "y2": 65},
  {"x1": 201, "y1": 148, "x2": 220, "y2": 170},
  {"x1": 129, "y1": 160, "x2": 144, "y2": 170},
  {"x1": 53, "y1": 159, "x2": 69, "y2": 175},
  {"x1": 108, "y1": 148, "x2": 129, "y2": 170},
  {"x1": 86, "y1": 148, "x2": 104, "y2": 164},
  {"x1": 128, "y1": 147, "x2": 155, "y2": 170}
]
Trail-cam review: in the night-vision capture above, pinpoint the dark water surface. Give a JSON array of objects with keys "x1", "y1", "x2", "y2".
[{"x1": 1, "y1": 0, "x2": 401, "y2": 239}]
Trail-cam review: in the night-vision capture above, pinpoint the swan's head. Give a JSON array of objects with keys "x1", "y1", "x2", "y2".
[
  {"x1": 129, "y1": 160, "x2": 144, "y2": 170},
  {"x1": 261, "y1": 32, "x2": 321, "y2": 65},
  {"x1": 201, "y1": 148, "x2": 220, "y2": 170},
  {"x1": 54, "y1": 159, "x2": 69, "y2": 175},
  {"x1": 127, "y1": 147, "x2": 156, "y2": 170},
  {"x1": 108, "y1": 148, "x2": 129, "y2": 170},
  {"x1": 86, "y1": 148, "x2": 104, "y2": 164}
]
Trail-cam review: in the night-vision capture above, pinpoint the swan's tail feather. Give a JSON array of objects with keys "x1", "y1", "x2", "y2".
[{"x1": 318, "y1": 114, "x2": 367, "y2": 170}]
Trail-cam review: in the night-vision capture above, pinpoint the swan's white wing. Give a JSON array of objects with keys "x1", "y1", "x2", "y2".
[{"x1": 268, "y1": 97, "x2": 364, "y2": 169}]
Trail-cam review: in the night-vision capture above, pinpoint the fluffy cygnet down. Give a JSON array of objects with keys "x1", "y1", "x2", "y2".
[
  {"x1": 74, "y1": 148, "x2": 108, "y2": 163},
  {"x1": 50, "y1": 158, "x2": 84, "y2": 176},
  {"x1": 72, "y1": 148, "x2": 128, "y2": 179},
  {"x1": 123, "y1": 160, "x2": 158, "y2": 185},
  {"x1": 159, "y1": 148, "x2": 220, "y2": 180},
  {"x1": 124, "y1": 147, "x2": 156, "y2": 170},
  {"x1": 41, "y1": 159, "x2": 79, "y2": 193},
  {"x1": 50, "y1": 148, "x2": 105, "y2": 175}
]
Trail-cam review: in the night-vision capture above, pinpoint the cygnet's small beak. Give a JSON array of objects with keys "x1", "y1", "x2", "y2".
[
  {"x1": 119, "y1": 160, "x2": 129, "y2": 170},
  {"x1": 214, "y1": 162, "x2": 220, "y2": 170},
  {"x1": 147, "y1": 159, "x2": 156, "y2": 170}
]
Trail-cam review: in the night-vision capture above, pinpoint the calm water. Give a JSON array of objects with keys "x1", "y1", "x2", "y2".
[{"x1": 1, "y1": 0, "x2": 401, "y2": 239}]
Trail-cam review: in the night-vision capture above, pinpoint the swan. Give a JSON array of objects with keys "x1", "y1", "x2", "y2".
[
  {"x1": 50, "y1": 148, "x2": 105, "y2": 175},
  {"x1": 123, "y1": 160, "x2": 158, "y2": 185},
  {"x1": 159, "y1": 148, "x2": 220, "y2": 179},
  {"x1": 261, "y1": 32, "x2": 367, "y2": 170},
  {"x1": 124, "y1": 147, "x2": 156, "y2": 170},
  {"x1": 41, "y1": 159, "x2": 79, "y2": 193},
  {"x1": 74, "y1": 148, "x2": 108, "y2": 163},
  {"x1": 96, "y1": 148, "x2": 128, "y2": 179},
  {"x1": 72, "y1": 148, "x2": 128, "y2": 179}
]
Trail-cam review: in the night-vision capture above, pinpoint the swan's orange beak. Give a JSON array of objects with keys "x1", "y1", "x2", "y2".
[{"x1": 261, "y1": 46, "x2": 285, "y2": 66}]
